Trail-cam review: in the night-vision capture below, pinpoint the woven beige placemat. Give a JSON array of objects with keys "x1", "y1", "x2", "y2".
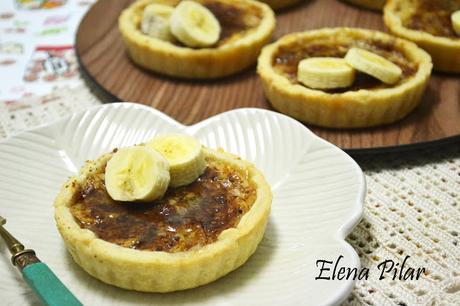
[
  {"x1": 1, "y1": 87, "x2": 459, "y2": 305},
  {"x1": 344, "y1": 145, "x2": 460, "y2": 306}
]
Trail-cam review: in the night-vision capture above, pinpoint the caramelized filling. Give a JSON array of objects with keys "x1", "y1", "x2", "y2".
[
  {"x1": 273, "y1": 41, "x2": 417, "y2": 93},
  {"x1": 404, "y1": 0, "x2": 460, "y2": 38},
  {"x1": 203, "y1": 1, "x2": 262, "y2": 46},
  {"x1": 70, "y1": 156, "x2": 257, "y2": 253},
  {"x1": 139, "y1": 0, "x2": 262, "y2": 47}
]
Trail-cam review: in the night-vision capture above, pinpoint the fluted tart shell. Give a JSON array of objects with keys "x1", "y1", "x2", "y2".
[
  {"x1": 384, "y1": 0, "x2": 460, "y2": 73},
  {"x1": 257, "y1": 28, "x2": 433, "y2": 128},
  {"x1": 119, "y1": 0, "x2": 275, "y2": 79},
  {"x1": 54, "y1": 147, "x2": 272, "y2": 292}
]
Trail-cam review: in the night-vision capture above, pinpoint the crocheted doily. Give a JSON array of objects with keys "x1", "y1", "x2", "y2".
[
  {"x1": 1, "y1": 86, "x2": 459, "y2": 305},
  {"x1": 345, "y1": 146, "x2": 460, "y2": 305}
]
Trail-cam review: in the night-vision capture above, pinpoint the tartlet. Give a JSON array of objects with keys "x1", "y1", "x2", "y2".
[
  {"x1": 384, "y1": 0, "x2": 460, "y2": 73},
  {"x1": 258, "y1": 0, "x2": 303, "y2": 10},
  {"x1": 342, "y1": 0, "x2": 386, "y2": 11},
  {"x1": 119, "y1": 0, "x2": 275, "y2": 79},
  {"x1": 54, "y1": 147, "x2": 272, "y2": 292},
  {"x1": 257, "y1": 28, "x2": 433, "y2": 128}
]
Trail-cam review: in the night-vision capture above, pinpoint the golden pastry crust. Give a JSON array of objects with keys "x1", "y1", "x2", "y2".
[
  {"x1": 258, "y1": 0, "x2": 302, "y2": 10},
  {"x1": 119, "y1": 0, "x2": 275, "y2": 79},
  {"x1": 384, "y1": 0, "x2": 460, "y2": 73},
  {"x1": 54, "y1": 147, "x2": 272, "y2": 292},
  {"x1": 257, "y1": 28, "x2": 432, "y2": 128},
  {"x1": 342, "y1": 0, "x2": 385, "y2": 11}
]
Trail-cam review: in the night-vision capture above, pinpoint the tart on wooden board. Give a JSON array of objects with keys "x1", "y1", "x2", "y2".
[
  {"x1": 384, "y1": 0, "x2": 460, "y2": 73},
  {"x1": 118, "y1": 0, "x2": 275, "y2": 79},
  {"x1": 257, "y1": 28, "x2": 433, "y2": 128}
]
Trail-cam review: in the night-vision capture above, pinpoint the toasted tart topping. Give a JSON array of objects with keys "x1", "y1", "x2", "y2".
[
  {"x1": 404, "y1": 0, "x2": 460, "y2": 38},
  {"x1": 139, "y1": 0, "x2": 263, "y2": 47},
  {"x1": 273, "y1": 41, "x2": 416, "y2": 93},
  {"x1": 71, "y1": 156, "x2": 256, "y2": 252}
]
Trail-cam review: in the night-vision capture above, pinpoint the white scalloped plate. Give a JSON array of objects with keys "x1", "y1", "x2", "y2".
[{"x1": 0, "y1": 103, "x2": 365, "y2": 306}]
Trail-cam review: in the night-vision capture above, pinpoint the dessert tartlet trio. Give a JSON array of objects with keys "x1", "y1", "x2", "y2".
[
  {"x1": 384, "y1": 0, "x2": 460, "y2": 73},
  {"x1": 257, "y1": 28, "x2": 432, "y2": 128},
  {"x1": 119, "y1": 0, "x2": 276, "y2": 79},
  {"x1": 118, "y1": 0, "x2": 459, "y2": 128}
]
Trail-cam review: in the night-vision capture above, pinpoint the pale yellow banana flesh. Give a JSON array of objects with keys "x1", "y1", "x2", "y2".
[
  {"x1": 345, "y1": 47, "x2": 402, "y2": 85},
  {"x1": 141, "y1": 3, "x2": 175, "y2": 42},
  {"x1": 452, "y1": 11, "x2": 460, "y2": 36},
  {"x1": 105, "y1": 146, "x2": 170, "y2": 202},
  {"x1": 147, "y1": 134, "x2": 206, "y2": 187},
  {"x1": 170, "y1": 1, "x2": 221, "y2": 48},
  {"x1": 297, "y1": 57, "x2": 355, "y2": 89}
]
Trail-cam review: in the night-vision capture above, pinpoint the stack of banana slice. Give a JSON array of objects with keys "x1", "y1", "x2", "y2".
[
  {"x1": 105, "y1": 134, "x2": 206, "y2": 202},
  {"x1": 141, "y1": 1, "x2": 221, "y2": 48},
  {"x1": 297, "y1": 47, "x2": 402, "y2": 90}
]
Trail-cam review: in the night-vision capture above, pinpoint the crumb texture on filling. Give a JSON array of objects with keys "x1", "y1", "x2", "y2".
[
  {"x1": 273, "y1": 40, "x2": 417, "y2": 93},
  {"x1": 70, "y1": 156, "x2": 257, "y2": 253},
  {"x1": 403, "y1": 0, "x2": 460, "y2": 38}
]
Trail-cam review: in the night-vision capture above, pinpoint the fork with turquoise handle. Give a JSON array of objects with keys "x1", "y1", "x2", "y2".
[{"x1": 0, "y1": 216, "x2": 82, "y2": 306}]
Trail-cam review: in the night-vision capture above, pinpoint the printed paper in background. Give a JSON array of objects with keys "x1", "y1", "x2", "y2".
[{"x1": 0, "y1": 0, "x2": 96, "y2": 106}]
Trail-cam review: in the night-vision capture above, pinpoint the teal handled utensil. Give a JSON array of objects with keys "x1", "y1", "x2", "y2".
[{"x1": 0, "y1": 216, "x2": 82, "y2": 306}]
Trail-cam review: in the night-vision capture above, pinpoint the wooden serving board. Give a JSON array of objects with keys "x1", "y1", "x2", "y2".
[{"x1": 76, "y1": 0, "x2": 460, "y2": 152}]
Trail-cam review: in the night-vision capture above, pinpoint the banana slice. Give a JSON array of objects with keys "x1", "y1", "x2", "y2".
[
  {"x1": 452, "y1": 10, "x2": 460, "y2": 36},
  {"x1": 141, "y1": 3, "x2": 175, "y2": 42},
  {"x1": 170, "y1": 1, "x2": 221, "y2": 48},
  {"x1": 297, "y1": 57, "x2": 355, "y2": 89},
  {"x1": 105, "y1": 146, "x2": 170, "y2": 202},
  {"x1": 147, "y1": 134, "x2": 206, "y2": 187},
  {"x1": 345, "y1": 48, "x2": 402, "y2": 85}
]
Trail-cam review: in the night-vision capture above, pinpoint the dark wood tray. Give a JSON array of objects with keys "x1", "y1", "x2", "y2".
[{"x1": 76, "y1": 0, "x2": 460, "y2": 153}]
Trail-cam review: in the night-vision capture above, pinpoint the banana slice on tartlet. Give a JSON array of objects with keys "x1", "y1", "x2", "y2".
[
  {"x1": 54, "y1": 136, "x2": 272, "y2": 292},
  {"x1": 170, "y1": 1, "x2": 220, "y2": 47},
  {"x1": 257, "y1": 28, "x2": 432, "y2": 128},
  {"x1": 105, "y1": 146, "x2": 170, "y2": 202},
  {"x1": 453, "y1": 10, "x2": 460, "y2": 36},
  {"x1": 384, "y1": 0, "x2": 460, "y2": 73},
  {"x1": 119, "y1": 0, "x2": 275, "y2": 79},
  {"x1": 345, "y1": 48, "x2": 402, "y2": 85},
  {"x1": 297, "y1": 57, "x2": 355, "y2": 89},
  {"x1": 141, "y1": 3, "x2": 175, "y2": 42},
  {"x1": 147, "y1": 134, "x2": 206, "y2": 187}
]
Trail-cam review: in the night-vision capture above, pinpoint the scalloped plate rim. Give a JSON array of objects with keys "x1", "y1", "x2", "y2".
[{"x1": 0, "y1": 102, "x2": 365, "y2": 306}]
